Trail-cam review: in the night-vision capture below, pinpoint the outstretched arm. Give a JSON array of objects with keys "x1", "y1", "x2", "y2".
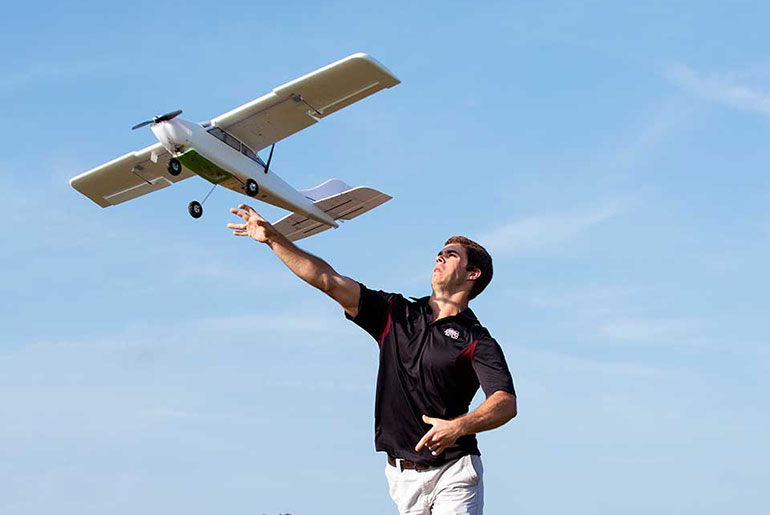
[
  {"x1": 228, "y1": 204, "x2": 361, "y2": 317},
  {"x1": 415, "y1": 391, "x2": 517, "y2": 456}
]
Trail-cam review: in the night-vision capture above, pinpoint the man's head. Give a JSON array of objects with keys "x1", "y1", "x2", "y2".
[{"x1": 431, "y1": 236, "x2": 493, "y2": 301}]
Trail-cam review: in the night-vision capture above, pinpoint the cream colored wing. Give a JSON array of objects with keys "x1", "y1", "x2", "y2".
[
  {"x1": 272, "y1": 185, "x2": 391, "y2": 241},
  {"x1": 70, "y1": 142, "x2": 195, "y2": 207},
  {"x1": 211, "y1": 53, "x2": 400, "y2": 153}
]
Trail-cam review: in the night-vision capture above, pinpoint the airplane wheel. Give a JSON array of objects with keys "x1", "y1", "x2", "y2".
[
  {"x1": 245, "y1": 179, "x2": 259, "y2": 197},
  {"x1": 168, "y1": 158, "x2": 182, "y2": 176},
  {"x1": 188, "y1": 201, "x2": 203, "y2": 218}
]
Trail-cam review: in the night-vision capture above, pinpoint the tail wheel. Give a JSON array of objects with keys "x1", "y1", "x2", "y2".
[
  {"x1": 168, "y1": 158, "x2": 182, "y2": 177},
  {"x1": 245, "y1": 179, "x2": 259, "y2": 197},
  {"x1": 188, "y1": 201, "x2": 203, "y2": 218}
]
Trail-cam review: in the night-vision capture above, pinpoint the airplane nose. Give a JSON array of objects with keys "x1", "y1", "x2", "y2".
[
  {"x1": 167, "y1": 121, "x2": 192, "y2": 146},
  {"x1": 151, "y1": 120, "x2": 192, "y2": 153}
]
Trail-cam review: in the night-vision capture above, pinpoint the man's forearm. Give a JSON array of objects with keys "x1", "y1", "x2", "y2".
[
  {"x1": 266, "y1": 232, "x2": 339, "y2": 293},
  {"x1": 455, "y1": 391, "x2": 517, "y2": 436},
  {"x1": 416, "y1": 391, "x2": 517, "y2": 455}
]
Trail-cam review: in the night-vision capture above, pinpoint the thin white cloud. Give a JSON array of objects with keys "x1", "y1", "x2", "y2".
[
  {"x1": 0, "y1": 59, "x2": 118, "y2": 90},
  {"x1": 601, "y1": 96, "x2": 689, "y2": 173},
  {"x1": 600, "y1": 316, "x2": 701, "y2": 342},
  {"x1": 664, "y1": 63, "x2": 770, "y2": 116},
  {"x1": 510, "y1": 346, "x2": 678, "y2": 382},
  {"x1": 190, "y1": 313, "x2": 353, "y2": 336},
  {"x1": 140, "y1": 407, "x2": 201, "y2": 419},
  {"x1": 513, "y1": 284, "x2": 709, "y2": 346},
  {"x1": 527, "y1": 285, "x2": 637, "y2": 310},
  {"x1": 478, "y1": 201, "x2": 620, "y2": 258},
  {"x1": 275, "y1": 377, "x2": 373, "y2": 393}
]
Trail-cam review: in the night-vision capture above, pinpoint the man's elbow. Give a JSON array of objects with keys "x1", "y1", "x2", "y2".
[{"x1": 504, "y1": 393, "x2": 517, "y2": 421}]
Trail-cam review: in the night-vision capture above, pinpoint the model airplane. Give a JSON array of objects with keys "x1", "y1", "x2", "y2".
[{"x1": 70, "y1": 53, "x2": 399, "y2": 241}]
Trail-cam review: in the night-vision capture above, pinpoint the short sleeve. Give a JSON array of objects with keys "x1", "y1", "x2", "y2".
[
  {"x1": 471, "y1": 337, "x2": 516, "y2": 397},
  {"x1": 344, "y1": 282, "x2": 398, "y2": 343}
]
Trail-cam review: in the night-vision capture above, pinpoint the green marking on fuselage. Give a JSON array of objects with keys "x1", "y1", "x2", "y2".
[{"x1": 177, "y1": 149, "x2": 233, "y2": 185}]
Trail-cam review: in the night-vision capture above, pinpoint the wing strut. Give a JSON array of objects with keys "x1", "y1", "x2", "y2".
[{"x1": 264, "y1": 143, "x2": 275, "y2": 174}]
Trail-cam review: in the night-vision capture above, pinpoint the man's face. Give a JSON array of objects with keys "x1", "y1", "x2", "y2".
[{"x1": 431, "y1": 243, "x2": 476, "y2": 293}]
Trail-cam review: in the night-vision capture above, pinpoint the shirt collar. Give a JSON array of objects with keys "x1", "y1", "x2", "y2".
[{"x1": 410, "y1": 295, "x2": 479, "y2": 325}]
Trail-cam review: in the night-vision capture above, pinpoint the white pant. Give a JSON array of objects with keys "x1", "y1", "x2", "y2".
[{"x1": 384, "y1": 454, "x2": 484, "y2": 514}]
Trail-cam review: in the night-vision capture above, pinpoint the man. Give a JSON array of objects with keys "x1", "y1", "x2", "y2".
[{"x1": 228, "y1": 203, "x2": 517, "y2": 515}]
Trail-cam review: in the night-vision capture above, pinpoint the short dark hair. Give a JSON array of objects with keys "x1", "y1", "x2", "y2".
[{"x1": 444, "y1": 236, "x2": 493, "y2": 300}]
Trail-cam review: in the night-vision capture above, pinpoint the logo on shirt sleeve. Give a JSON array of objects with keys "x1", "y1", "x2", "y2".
[{"x1": 444, "y1": 328, "x2": 460, "y2": 340}]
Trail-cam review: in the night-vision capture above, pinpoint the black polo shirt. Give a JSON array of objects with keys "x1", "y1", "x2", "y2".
[{"x1": 345, "y1": 283, "x2": 516, "y2": 467}]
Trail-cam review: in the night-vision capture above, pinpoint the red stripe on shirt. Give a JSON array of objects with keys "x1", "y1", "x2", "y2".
[
  {"x1": 378, "y1": 300, "x2": 394, "y2": 349},
  {"x1": 456, "y1": 340, "x2": 478, "y2": 364}
]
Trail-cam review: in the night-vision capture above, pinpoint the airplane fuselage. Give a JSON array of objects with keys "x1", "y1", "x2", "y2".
[{"x1": 150, "y1": 118, "x2": 337, "y2": 227}]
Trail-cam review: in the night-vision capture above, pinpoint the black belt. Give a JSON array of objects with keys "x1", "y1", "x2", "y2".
[{"x1": 387, "y1": 454, "x2": 433, "y2": 471}]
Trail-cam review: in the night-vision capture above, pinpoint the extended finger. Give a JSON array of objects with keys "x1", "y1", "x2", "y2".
[
  {"x1": 230, "y1": 207, "x2": 249, "y2": 220},
  {"x1": 227, "y1": 223, "x2": 246, "y2": 230},
  {"x1": 232, "y1": 230, "x2": 249, "y2": 236},
  {"x1": 239, "y1": 204, "x2": 265, "y2": 220},
  {"x1": 415, "y1": 430, "x2": 434, "y2": 452}
]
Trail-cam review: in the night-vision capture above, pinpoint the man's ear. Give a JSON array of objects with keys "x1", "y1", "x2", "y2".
[{"x1": 468, "y1": 268, "x2": 481, "y2": 281}]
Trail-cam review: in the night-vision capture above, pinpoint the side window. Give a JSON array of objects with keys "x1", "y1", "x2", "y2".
[
  {"x1": 242, "y1": 145, "x2": 267, "y2": 166},
  {"x1": 242, "y1": 145, "x2": 257, "y2": 161},
  {"x1": 223, "y1": 132, "x2": 240, "y2": 151},
  {"x1": 207, "y1": 127, "x2": 226, "y2": 142}
]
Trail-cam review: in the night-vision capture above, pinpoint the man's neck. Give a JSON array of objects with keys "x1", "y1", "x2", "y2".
[{"x1": 428, "y1": 290, "x2": 470, "y2": 322}]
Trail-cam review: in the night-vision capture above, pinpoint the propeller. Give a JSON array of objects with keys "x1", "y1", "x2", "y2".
[{"x1": 131, "y1": 109, "x2": 183, "y2": 130}]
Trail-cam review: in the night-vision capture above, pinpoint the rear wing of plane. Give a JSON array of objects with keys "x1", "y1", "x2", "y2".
[{"x1": 272, "y1": 181, "x2": 391, "y2": 241}]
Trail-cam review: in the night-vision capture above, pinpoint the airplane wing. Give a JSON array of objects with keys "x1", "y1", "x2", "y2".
[
  {"x1": 211, "y1": 53, "x2": 400, "y2": 153},
  {"x1": 70, "y1": 142, "x2": 195, "y2": 207},
  {"x1": 272, "y1": 186, "x2": 391, "y2": 241}
]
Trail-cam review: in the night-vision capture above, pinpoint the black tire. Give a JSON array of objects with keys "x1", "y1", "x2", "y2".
[
  {"x1": 168, "y1": 158, "x2": 182, "y2": 177},
  {"x1": 188, "y1": 201, "x2": 203, "y2": 219},
  {"x1": 245, "y1": 179, "x2": 259, "y2": 197}
]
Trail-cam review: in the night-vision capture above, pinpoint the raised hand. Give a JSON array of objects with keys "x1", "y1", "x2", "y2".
[{"x1": 227, "y1": 204, "x2": 276, "y2": 243}]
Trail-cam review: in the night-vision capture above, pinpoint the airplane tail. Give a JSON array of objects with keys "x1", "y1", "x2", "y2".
[
  {"x1": 298, "y1": 178, "x2": 354, "y2": 201},
  {"x1": 272, "y1": 179, "x2": 391, "y2": 241}
]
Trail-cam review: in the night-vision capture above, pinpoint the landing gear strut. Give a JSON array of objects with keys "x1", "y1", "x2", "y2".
[
  {"x1": 188, "y1": 200, "x2": 203, "y2": 218},
  {"x1": 168, "y1": 158, "x2": 182, "y2": 176}
]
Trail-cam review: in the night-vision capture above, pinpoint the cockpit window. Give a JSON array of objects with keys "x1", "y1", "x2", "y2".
[
  {"x1": 223, "y1": 132, "x2": 240, "y2": 151},
  {"x1": 241, "y1": 145, "x2": 266, "y2": 166},
  {"x1": 207, "y1": 126, "x2": 226, "y2": 141},
  {"x1": 208, "y1": 126, "x2": 264, "y2": 165}
]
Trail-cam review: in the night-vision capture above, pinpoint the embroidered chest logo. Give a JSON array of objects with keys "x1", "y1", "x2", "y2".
[{"x1": 444, "y1": 328, "x2": 460, "y2": 340}]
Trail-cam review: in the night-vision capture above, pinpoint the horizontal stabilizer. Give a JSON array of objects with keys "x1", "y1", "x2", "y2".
[{"x1": 272, "y1": 184, "x2": 391, "y2": 241}]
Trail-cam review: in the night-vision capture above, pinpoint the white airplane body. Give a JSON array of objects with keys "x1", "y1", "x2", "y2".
[
  {"x1": 70, "y1": 53, "x2": 400, "y2": 241},
  {"x1": 151, "y1": 117, "x2": 337, "y2": 226}
]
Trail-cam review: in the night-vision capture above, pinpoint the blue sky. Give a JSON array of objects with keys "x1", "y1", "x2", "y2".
[{"x1": 2, "y1": 1, "x2": 769, "y2": 514}]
